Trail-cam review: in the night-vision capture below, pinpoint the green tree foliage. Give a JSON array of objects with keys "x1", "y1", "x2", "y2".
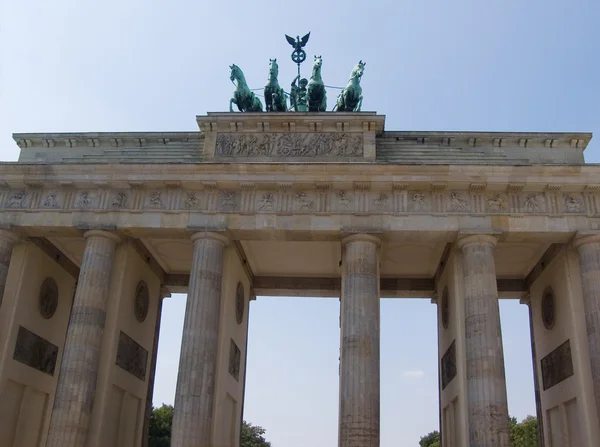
[
  {"x1": 419, "y1": 430, "x2": 440, "y2": 447},
  {"x1": 419, "y1": 416, "x2": 539, "y2": 447},
  {"x1": 510, "y1": 415, "x2": 539, "y2": 447},
  {"x1": 241, "y1": 420, "x2": 271, "y2": 447},
  {"x1": 148, "y1": 405, "x2": 271, "y2": 447},
  {"x1": 148, "y1": 404, "x2": 173, "y2": 447}
]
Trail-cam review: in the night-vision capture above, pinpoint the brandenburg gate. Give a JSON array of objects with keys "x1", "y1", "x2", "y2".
[{"x1": 0, "y1": 111, "x2": 599, "y2": 447}]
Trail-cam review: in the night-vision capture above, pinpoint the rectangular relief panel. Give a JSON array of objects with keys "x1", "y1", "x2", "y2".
[
  {"x1": 215, "y1": 133, "x2": 364, "y2": 158},
  {"x1": 116, "y1": 331, "x2": 148, "y2": 381},
  {"x1": 13, "y1": 326, "x2": 58, "y2": 376},
  {"x1": 540, "y1": 340, "x2": 574, "y2": 391},
  {"x1": 441, "y1": 340, "x2": 457, "y2": 390},
  {"x1": 229, "y1": 339, "x2": 241, "y2": 381}
]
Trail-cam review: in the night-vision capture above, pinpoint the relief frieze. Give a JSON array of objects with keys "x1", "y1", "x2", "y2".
[
  {"x1": 215, "y1": 132, "x2": 364, "y2": 157},
  {"x1": 1, "y1": 187, "x2": 598, "y2": 217}
]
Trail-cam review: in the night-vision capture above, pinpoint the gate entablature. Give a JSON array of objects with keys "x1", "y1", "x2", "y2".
[{"x1": 197, "y1": 111, "x2": 384, "y2": 162}]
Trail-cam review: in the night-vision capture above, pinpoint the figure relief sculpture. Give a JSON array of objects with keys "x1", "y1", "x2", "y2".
[
  {"x1": 412, "y1": 193, "x2": 429, "y2": 212},
  {"x1": 112, "y1": 192, "x2": 127, "y2": 209},
  {"x1": 264, "y1": 58, "x2": 287, "y2": 112},
  {"x1": 487, "y1": 194, "x2": 506, "y2": 211},
  {"x1": 77, "y1": 191, "x2": 92, "y2": 208},
  {"x1": 8, "y1": 190, "x2": 28, "y2": 208},
  {"x1": 524, "y1": 194, "x2": 541, "y2": 212},
  {"x1": 373, "y1": 193, "x2": 389, "y2": 210},
  {"x1": 220, "y1": 191, "x2": 237, "y2": 210},
  {"x1": 334, "y1": 61, "x2": 366, "y2": 112},
  {"x1": 449, "y1": 192, "x2": 469, "y2": 212},
  {"x1": 258, "y1": 193, "x2": 274, "y2": 211},
  {"x1": 184, "y1": 192, "x2": 199, "y2": 209},
  {"x1": 229, "y1": 64, "x2": 263, "y2": 112},
  {"x1": 337, "y1": 191, "x2": 352, "y2": 209},
  {"x1": 149, "y1": 191, "x2": 163, "y2": 207},
  {"x1": 295, "y1": 192, "x2": 314, "y2": 210},
  {"x1": 307, "y1": 56, "x2": 327, "y2": 112},
  {"x1": 290, "y1": 75, "x2": 308, "y2": 112},
  {"x1": 43, "y1": 192, "x2": 59, "y2": 208},
  {"x1": 564, "y1": 193, "x2": 583, "y2": 213}
]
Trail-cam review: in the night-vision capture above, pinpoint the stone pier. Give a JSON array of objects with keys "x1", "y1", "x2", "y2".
[
  {"x1": 457, "y1": 234, "x2": 510, "y2": 447},
  {"x1": 0, "y1": 229, "x2": 19, "y2": 308},
  {"x1": 46, "y1": 230, "x2": 120, "y2": 447},
  {"x1": 171, "y1": 232, "x2": 229, "y2": 447},
  {"x1": 339, "y1": 234, "x2": 381, "y2": 447},
  {"x1": 574, "y1": 232, "x2": 600, "y2": 423}
]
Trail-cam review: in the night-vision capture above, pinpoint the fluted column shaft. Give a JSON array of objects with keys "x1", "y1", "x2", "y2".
[
  {"x1": 574, "y1": 233, "x2": 600, "y2": 422},
  {"x1": 171, "y1": 232, "x2": 229, "y2": 447},
  {"x1": 0, "y1": 229, "x2": 19, "y2": 308},
  {"x1": 457, "y1": 234, "x2": 510, "y2": 447},
  {"x1": 339, "y1": 234, "x2": 380, "y2": 447},
  {"x1": 46, "y1": 230, "x2": 120, "y2": 447}
]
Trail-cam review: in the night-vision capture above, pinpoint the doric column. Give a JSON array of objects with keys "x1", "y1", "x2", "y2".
[
  {"x1": 0, "y1": 229, "x2": 19, "y2": 308},
  {"x1": 573, "y1": 232, "x2": 600, "y2": 422},
  {"x1": 457, "y1": 234, "x2": 510, "y2": 447},
  {"x1": 339, "y1": 234, "x2": 380, "y2": 447},
  {"x1": 46, "y1": 230, "x2": 120, "y2": 447},
  {"x1": 171, "y1": 231, "x2": 229, "y2": 447}
]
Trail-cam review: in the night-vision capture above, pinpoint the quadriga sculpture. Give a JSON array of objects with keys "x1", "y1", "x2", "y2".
[
  {"x1": 229, "y1": 64, "x2": 263, "y2": 112},
  {"x1": 264, "y1": 58, "x2": 287, "y2": 112},
  {"x1": 334, "y1": 61, "x2": 366, "y2": 112},
  {"x1": 307, "y1": 55, "x2": 327, "y2": 112}
]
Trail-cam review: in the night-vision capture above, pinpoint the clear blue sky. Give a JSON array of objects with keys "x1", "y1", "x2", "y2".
[{"x1": 1, "y1": 1, "x2": 599, "y2": 446}]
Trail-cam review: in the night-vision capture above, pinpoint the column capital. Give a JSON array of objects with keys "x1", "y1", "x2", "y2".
[
  {"x1": 519, "y1": 293, "x2": 532, "y2": 306},
  {"x1": 573, "y1": 231, "x2": 600, "y2": 250},
  {"x1": 456, "y1": 233, "x2": 498, "y2": 250},
  {"x1": 341, "y1": 233, "x2": 381, "y2": 247},
  {"x1": 190, "y1": 231, "x2": 229, "y2": 246},
  {"x1": 159, "y1": 285, "x2": 172, "y2": 299},
  {"x1": 0, "y1": 228, "x2": 20, "y2": 244},
  {"x1": 83, "y1": 230, "x2": 121, "y2": 243}
]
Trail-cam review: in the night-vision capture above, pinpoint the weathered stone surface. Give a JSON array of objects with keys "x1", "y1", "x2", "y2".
[
  {"x1": 574, "y1": 233, "x2": 600, "y2": 420},
  {"x1": 13, "y1": 325, "x2": 58, "y2": 375},
  {"x1": 171, "y1": 232, "x2": 229, "y2": 447},
  {"x1": 540, "y1": 339, "x2": 574, "y2": 390},
  {"x1": 46, "y1": 230, "x2": 120, "y2": 447},
  {"x1": 339, "y1": 234, "x2": 380, "y2": 447},
  {"x1": 0, "y1": 229, "x2": 19, "y2": 308},
  {"x1": 116, "y1": 330, "x2": 148, "y2": 381},
  {"x1": 457, "y1": 234, "x2": 510, "y2": 447}
]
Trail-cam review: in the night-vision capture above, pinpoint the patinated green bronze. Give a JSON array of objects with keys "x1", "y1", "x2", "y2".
[
  {"x1": 229, "y1": 64, "x2": 263, "y2": 112},
  {"x1": 307, "y1": 55, "x2": 327, "y2": 112},
  {"x1": 290, "y1": 75, "x2": 308, "y2": 112},
  {"x1": 334, "y1": 61, "x2": 366, "y2": 112},
  {"x1": 264, "y1": 58, "x2": 287, "y2": 112}
]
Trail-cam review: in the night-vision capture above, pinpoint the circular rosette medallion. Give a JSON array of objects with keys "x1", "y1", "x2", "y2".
[
  {"x1": 39, "y1": 278, "x2": 59, "y2": 319},
  {"x1": 235, "y1": 282, "x2": 245, "y2": 325},
  {"x1": 541, "y1": 288, "x2": 555, "y2": 330},
  {"x1": 134, "y1": 281, "x2": 150, "y2": 323}
]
